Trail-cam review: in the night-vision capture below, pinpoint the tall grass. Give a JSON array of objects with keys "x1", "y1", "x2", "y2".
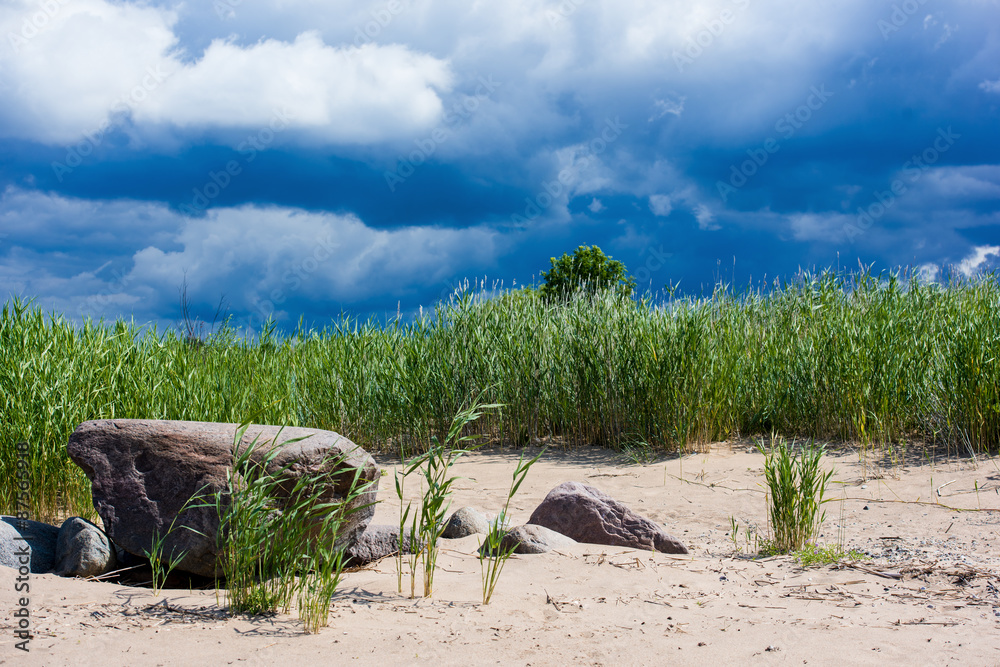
[
  {"x1": 195, "y1": 424, "x2": 374, "y2": 630},
  {"x1": 2, "y1": 269, "x2": 999, "y2": 520},
  {"x1": 399, "y1": 399, "x2": 498, "y2": 598},
  {"x1": 758, "y1": 437, "x2": 833, "y2": 553}
]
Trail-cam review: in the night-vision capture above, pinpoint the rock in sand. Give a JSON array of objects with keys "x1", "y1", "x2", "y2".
[
  {"x1": 67, "y1": 419, "x2": 380, "y2": 578},
  {"x1": 441, "y1": 506, "x2": 491, "y2": 538},
  {"x1": 344, "y1": 524, "x2": 421, "y2": 566},
  {"x1": 479, "y1": 524, "x2": 577, "y2": 555},
  {"x1": 0, "y1": 516, "x2": 59, "y2": 573},
  {"x1": 54, "y1": 517, "x2": 117, "y2": 578},
  {"x1": 527, "y1": 481, "x2": 688, "y2": 554}
]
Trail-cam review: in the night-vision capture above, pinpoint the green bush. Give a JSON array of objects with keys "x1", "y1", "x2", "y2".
[{"x1": 539, "y1": 245, "x2": 636, "y2": 301}]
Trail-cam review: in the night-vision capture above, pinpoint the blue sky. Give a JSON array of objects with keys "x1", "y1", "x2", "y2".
[{"x1": 1, "y1": 0, "x2": 998, "y2": 332}]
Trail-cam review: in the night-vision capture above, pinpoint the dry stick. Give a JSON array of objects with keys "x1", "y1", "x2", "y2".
[
  {"x1": 935, "y1": 479, "x2": 958, "y2": 495},
  {"x1": 665, "y1": 473, "x2": 763, "y2": 494},
  {"x1": 844, "y1": 563, "x2": 903, "y2": 580},
  {"x1": 83, "y1": 564, "x2": 146, "y2": 581},
  {"x1": 839, "y1": 497, "x2": 999, "y2": 512}
]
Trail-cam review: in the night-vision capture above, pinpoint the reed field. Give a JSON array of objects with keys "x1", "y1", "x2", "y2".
[{"x1": 2, "y1": 269, "x2": 998, "y2": 522}]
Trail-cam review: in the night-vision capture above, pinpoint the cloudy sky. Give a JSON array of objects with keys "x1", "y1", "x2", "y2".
[{"x1": 1, "y1": 0, "x2": 998, "y2": 331}]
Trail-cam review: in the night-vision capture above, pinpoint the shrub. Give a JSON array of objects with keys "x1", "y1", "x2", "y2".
[{"x1": 539, "y1": 245, "x2": 636, "y2": 301}]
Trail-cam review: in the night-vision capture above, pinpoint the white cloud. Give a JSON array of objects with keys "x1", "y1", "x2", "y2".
[
  {"x1": 934, "y1": 23, "x2": 955, "y2": 50},
  {"x1": 0, "y1": 188, "x2": 500, "y2": 324},
  {"x1": 916, "y1": 262, "x2": 940, "y2": 283},
  {"x1": 130, "y1": 205, "x2": 497, "y2": 307},
  {"x1": 920, "y1": 165, "x2": 1000, "y2": 200},
  {"x1": 0, "y1": 0, "x2": 908, "y2": 152},
  {"x1": 588, "y1": 198, "x2": 605, "y2": 213},
  {"x1": 788, "y1": 212, "x2": 854, "y2": 242},
  {"x1": 957, "y1": 245, "x2": 1000, "y2": 277},
  {"x1": 0, "y1": 1, "x2": 452, "y2": 145},
  {"x1": 0, "y1": 0, "x2": 180, "y2": 144},
  {"x1": 648, "y1": 194, "x2": 672, "y2": 217},
  {"x1": 694, "y1": 204, "x2": 719, "y2": 231},
  {"x1": 979, "y1": 78, "x2": 1000, "y2": 94},
  {"x1": 649, "y1": 96, "x2": 686, "y2": 121},
  {"x1": 137, "y1": 33, "x2": 453, "y2": 144}
]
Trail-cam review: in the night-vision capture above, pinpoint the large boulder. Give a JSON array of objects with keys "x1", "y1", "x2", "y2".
[
  {"x1": 0, "y1": 517, "x2": 59, "y2": 573},
  {"x1": 54, "y1": 517, "x2": 117, "y2": 578},
  {"x1": 527, "y1": 482, "x2": 688, "y2": 554},
  {"x1": 479, "y1": 524, "x2": 577, "y2": 556},
  {"x1": 67, "y1": 419, "x2": 380, "y2": 578},
  {"x1": 344, "y1": 524, "x2": 421, "y2": 566}
]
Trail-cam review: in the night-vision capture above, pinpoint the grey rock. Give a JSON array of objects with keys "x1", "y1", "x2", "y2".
[
  {"x1": 344, "y1": 524, "x2": 420, "y2": 566},
  {"x1": 479, "y1": 524, "x2": 577, "y2": 556},
  {"x1": 527, "y1": 481, "x2": 688, "y2": 554},
  {"x1": 67, "y1": 419, "x2": 380, "y2": 578},
  {"x1": 441, "y1": 507, "x2": 491, "y2": 539},
  {"x1": 54, "y1": 517, "x2": 117, "y2": 578},
  {"x1": 0, "y1": 516, "x2": 59, "y2": 573}
]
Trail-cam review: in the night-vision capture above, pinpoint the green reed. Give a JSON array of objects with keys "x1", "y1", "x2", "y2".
[
  {"x1": 3, "y1": 269, "x2": 998, "y2": 520},
  {"x1": 758, "y1": 436, "x2": 834, "y2": 553},
  {"x1": 190, "y1": 424, "x2": 373, "y2": 628}
]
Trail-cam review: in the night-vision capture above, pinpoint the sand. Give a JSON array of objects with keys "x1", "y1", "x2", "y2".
[{"x1": 2, "y1": 442, "x2": 999, "y2": 666}]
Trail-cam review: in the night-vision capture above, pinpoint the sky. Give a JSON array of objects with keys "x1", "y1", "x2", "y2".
[{"x1": 1, "y1": 0, "x2": 998, "y2": 332}]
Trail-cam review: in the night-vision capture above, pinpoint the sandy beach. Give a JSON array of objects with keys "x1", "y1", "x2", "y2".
[{"x1": 2, "y1": 442, "x2": 999, "y2": 666}]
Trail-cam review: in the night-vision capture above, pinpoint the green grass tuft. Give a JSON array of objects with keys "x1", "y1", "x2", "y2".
[{"x1": 793, "y1": 542, "x2": 865, "y2": 567}]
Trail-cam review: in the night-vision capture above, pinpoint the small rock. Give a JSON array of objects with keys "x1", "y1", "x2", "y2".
[
  {"x1": 442, "y1": 507, "x2": 491, "y2": 539},
  {"x1": 344, "y1": 524, "x2": 421, "y2": 566},
  {"x1": 527, "y1": 482, "x2": 688, "y2": 554},
  {"x1": 478, "y1": 524, "x2": 576, "y2": 555},
  {"x1": 0, "y1": 516, "x2": 59, "y2": 573},
  {"x1": 54, "y1": 517, "x2": 117, "y2": 578}
]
